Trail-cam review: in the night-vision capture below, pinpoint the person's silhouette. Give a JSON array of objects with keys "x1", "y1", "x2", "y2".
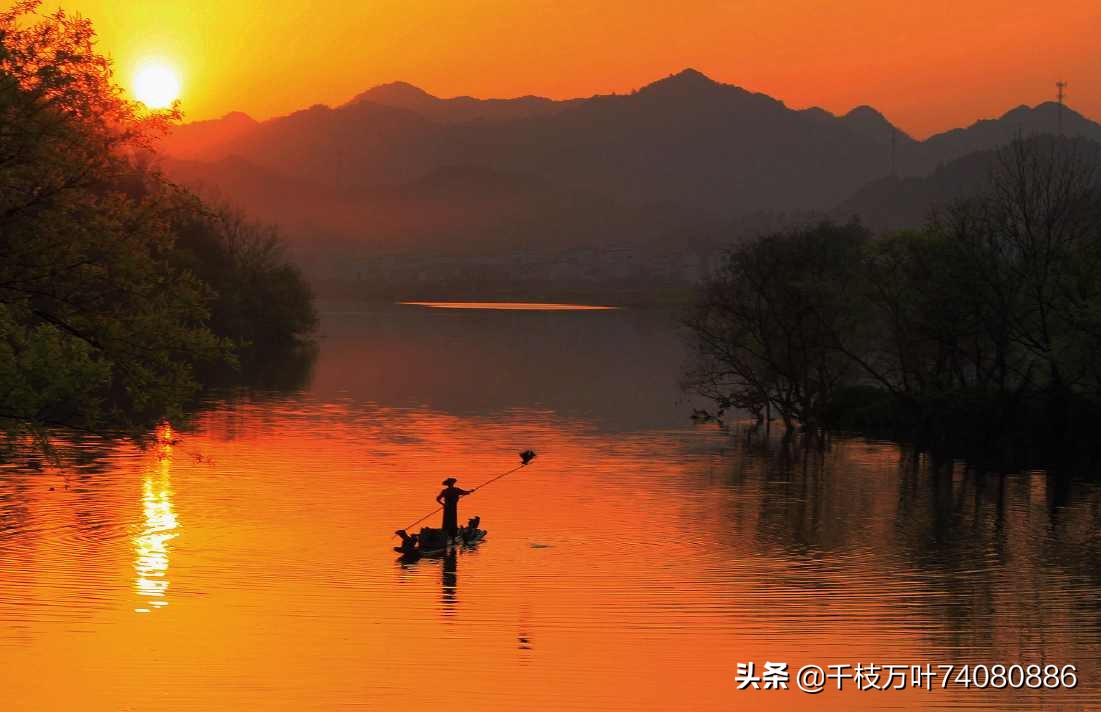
[{"x1": 436, "y1": 478, "x2": 471, "y2": 538}]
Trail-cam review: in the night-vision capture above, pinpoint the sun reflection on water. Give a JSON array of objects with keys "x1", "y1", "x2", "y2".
[{"x1": 133, "y1": 431, "x2": 179, "y2": 613}]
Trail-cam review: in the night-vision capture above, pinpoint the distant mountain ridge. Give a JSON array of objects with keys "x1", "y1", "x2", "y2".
[
  {"x1": 159, "y1": 110, "x2": 258, "y2": 161},
  {"x1": 835, "y1": 134, "x2": 1101, "y2": 234},
  {"x1": 161, "y1": 69, "x2": 1098, "y2": 208},
  {"x1": 919, "y1": 101, "x2": 1101, "y2": 166},
  {"x1": 153, "y1": 69, "x2": 1101, "y2": 298},
  {"x1": 345, "y1": 80, "x2": 579, "y2": 123}
]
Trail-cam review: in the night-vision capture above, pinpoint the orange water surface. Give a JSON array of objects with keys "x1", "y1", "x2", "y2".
[{"x1": 1, "y1": 305, "x2": 1098, "y2": 710}]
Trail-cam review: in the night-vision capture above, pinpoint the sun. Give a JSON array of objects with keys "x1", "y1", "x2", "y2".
[{"x1": 133, "y1": 61, "x2": 181, "y2": 109}]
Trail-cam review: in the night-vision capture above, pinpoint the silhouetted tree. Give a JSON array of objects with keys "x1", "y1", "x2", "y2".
[
  {"x1": 938, "y1": 137, "x2": 1101, "y2": 398},
  {"x1": 682, "y1": 222, "x2": 870, "y2": 430},
  {"x1": 0, "y1": 2, "x2": 316, "y2": 444},
  {"x1": 685, "y1": 136, "x2": 1101, "y2": 455},
  {"x1": 0, "y1": 3, "x2": 221, "y2": 434},
  {"x1": 170, "y1": 201, "x2": 318, "y2": 361}
]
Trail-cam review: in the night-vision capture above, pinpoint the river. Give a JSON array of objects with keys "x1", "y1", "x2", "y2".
[{"x1": 1, "y1": 303, "x2": 1098, "y2": 710}]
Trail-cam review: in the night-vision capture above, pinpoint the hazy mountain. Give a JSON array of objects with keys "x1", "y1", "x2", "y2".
[
  {"x1": 160, "y1": 68, "x2": 915, "y2": 215},
  {"x1": 841, "y1": 105, "x2": 915, "y2": 147},
  {"x1": 440, "y1": 68, "x2": 901, "y2": 213},
  {"x1": 158, "y1": 111, "x2": 258, "y2": 161},
  {"x1": 835, "y1": 135, "x2": 1101, "y2": 233},
  {"x1": 162, "y1": 70, "x2": 1099, "y2": 222},
  {"x1": 161, "y1": 153, "x2": 694, "y2": 256},
  {"x1": 214, "y1": 100, "x2": 449, "y2": 190},
  {"x1": 154, "y1": 69, "x2": 1101, "y2": 298},
  {"x1": 834, "y1": 148, "x2": 998, "y2": 231},
  {"x1": 917, "y1": 102, "x2": 1101, "y2": 172},
  {"x1": 345, "y1": 81, "x2": 578, "y2": 123}
]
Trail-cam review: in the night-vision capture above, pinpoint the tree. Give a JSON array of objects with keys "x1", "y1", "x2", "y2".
[
  {"x1": 169, "y1": 201, "x2": 318, "y2": 362},
  {"x1": 1, "y1": 3, "x2": 315, "y2": 443},
  {"x1": 685, "y1": 136, "x2": 1101, "y2": 453},
  {"x1": 682, "y1": 222, "x2": 870, "y2": 430},
  {"x1": 956, "y1": 137, "x2": 1101, "y2": 397}
]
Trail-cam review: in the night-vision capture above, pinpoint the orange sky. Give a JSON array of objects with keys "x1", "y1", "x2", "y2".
[{"x1": 51, "y1": 0, "x2": 1100, "y2": 138}]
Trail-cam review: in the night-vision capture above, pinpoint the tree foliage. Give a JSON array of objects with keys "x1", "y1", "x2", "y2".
[
  {"x1": 685, "y1": 136, "x2": 1101, "y2": 448},
  {"x1": 0, "y1": 2, "x2": 316, "y2": 441},
  {"x1": 170, "y1": 202, "x2": 318, "y2": 359},
  {"x1": 683, "y1": 222, "x2": 869, "y2": 429}
]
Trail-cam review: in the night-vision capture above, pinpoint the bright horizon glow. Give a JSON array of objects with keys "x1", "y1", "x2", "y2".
[{"x1": 133, "y1": 61, "x2": 181, "y2": 108}]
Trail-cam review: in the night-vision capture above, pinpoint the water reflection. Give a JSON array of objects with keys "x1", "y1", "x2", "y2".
[
  {"x1": 132, "y1": 432, "x2": 179, "y2": 613},
  {"x1": 712, "y1": 427, "x2": 1101, "y2": 680},
  {"x1": 0, "y1": 308, "x2": 1098, "y2": 711},
  {"x1": 441, "y1": 550, "x2": 458, "y2": 613},
  {"x1": 311, "y1": 302, "x2": 691, "y2": 430},
  {"x1": 397, "y1": 547, "x2": 465, "y2": 616}
]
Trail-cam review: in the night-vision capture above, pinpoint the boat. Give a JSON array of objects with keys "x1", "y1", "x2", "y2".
[
  {"x1": 391, "y1": 452, "x2": 535, "y2": 559},
  {"x1": 394, "y1": 516, "x2": 486, "y2": 559}
]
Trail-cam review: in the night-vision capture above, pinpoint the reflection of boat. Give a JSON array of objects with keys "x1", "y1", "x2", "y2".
[{"x1": 395, "y1": 521, "x2": 486, "y2": 559}]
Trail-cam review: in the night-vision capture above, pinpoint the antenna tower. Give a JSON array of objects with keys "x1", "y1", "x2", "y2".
[{"x1": 1056, "y1": 81, "x2": 1067, "y2": 135}]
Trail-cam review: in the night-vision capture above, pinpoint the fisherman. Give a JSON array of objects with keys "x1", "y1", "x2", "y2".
[{"x1": 436, "y1": 478, "x2": 472, "y2": 538}]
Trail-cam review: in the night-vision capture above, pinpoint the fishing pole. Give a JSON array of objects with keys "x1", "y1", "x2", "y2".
[{"x1": 395, "y1": 449, "x2": 537, "y2": 534}]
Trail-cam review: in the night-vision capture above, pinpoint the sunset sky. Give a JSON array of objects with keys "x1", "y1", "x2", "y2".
[{"x1": 54, "y1": 0, "x2": 1100, "y2": 138}]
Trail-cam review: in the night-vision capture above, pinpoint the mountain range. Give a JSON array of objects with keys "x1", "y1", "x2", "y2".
[{"x1": 155, "y1": 69, "x2": 1101, "y2": 299}]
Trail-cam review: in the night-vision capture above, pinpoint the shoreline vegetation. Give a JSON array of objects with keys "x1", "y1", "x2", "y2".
[
  {"x1": 0, "y1": 3, "x2": 317, "y2": 448},
  {"x1": 683, "y1": 135, "x2": 1101, "y2": 469}
]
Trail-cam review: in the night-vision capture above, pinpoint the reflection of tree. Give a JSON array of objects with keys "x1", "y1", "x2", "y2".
[
  {"x1": 716, "y1": 427, "x2": 1101, "y2": 667},
  {"x1": 2, "y1": 432, "x2": 125, "y2": 472},
  {"x1": 888, "y1": 456, "x2": 1101, "y2": 664},
  {"x1": 202, "y1": 342, "x2": 319, "y2": 394},
  {"x1": 891, "y1": 457, "x2": 1007, "y2": 651},
  {"x1": 723, "y1": 426, "x2": 880, "y2": 557},
  {"x1": 0, "y1": 471, "x2": 33, "y2": 549},
  {"x1": 0, "y1": 344, "x2": 318, "y2": 471}
]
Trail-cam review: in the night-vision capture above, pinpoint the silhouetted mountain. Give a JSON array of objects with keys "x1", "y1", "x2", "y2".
[
  {"x1": 444, "y1": 68, "x2": 915, "y2": 213},
  {"x1": 161, "y1": 68, "x2": 916, "y2": 215},
  {"x1": 841, "y1": 105, "x2": 915, "y2": 146},
  {"x1": 219, "y1": 100, "x2": 447, "y2": 190},
  {"x1": 635, "y1": 67, "x2": 726, "y2": 99},
  {"x1": 155, "y1": 70, "x2": 1101, "y2": 300},
  {"x1": 836, "y1": 135, "x2": 1101, "y2": 232},
  {"x1": 347, "y1": 81, "x2": 434, "y2": 108},
  {"x1": 162, "y1": 71, "x2": 1101, "y2": 214},
  {"x1": 346, "y1": 81, "x2": 576, "y2": 123},
  {"x1": 834, "y1": 148, "x2": 998, "y2": 231},
  {"x1": 913, "y1": 102, "x2": 1101, "y2": 173},
  {"x1": 159, "y1": 111, "x2": 258, "y2": 161}
]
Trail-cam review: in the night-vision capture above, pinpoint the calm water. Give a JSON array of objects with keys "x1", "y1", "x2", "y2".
[{"x1": 1, "y1": 303, "x2": 1099, "y2": 711}]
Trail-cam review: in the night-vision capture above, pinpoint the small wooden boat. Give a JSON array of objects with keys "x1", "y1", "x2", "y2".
[
  {"x1": 392, "y1": 452, "x2": 535, "y2": 560},
  {"x1": 394, "y1": 518, "x2": 486, "y2": 559}
]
